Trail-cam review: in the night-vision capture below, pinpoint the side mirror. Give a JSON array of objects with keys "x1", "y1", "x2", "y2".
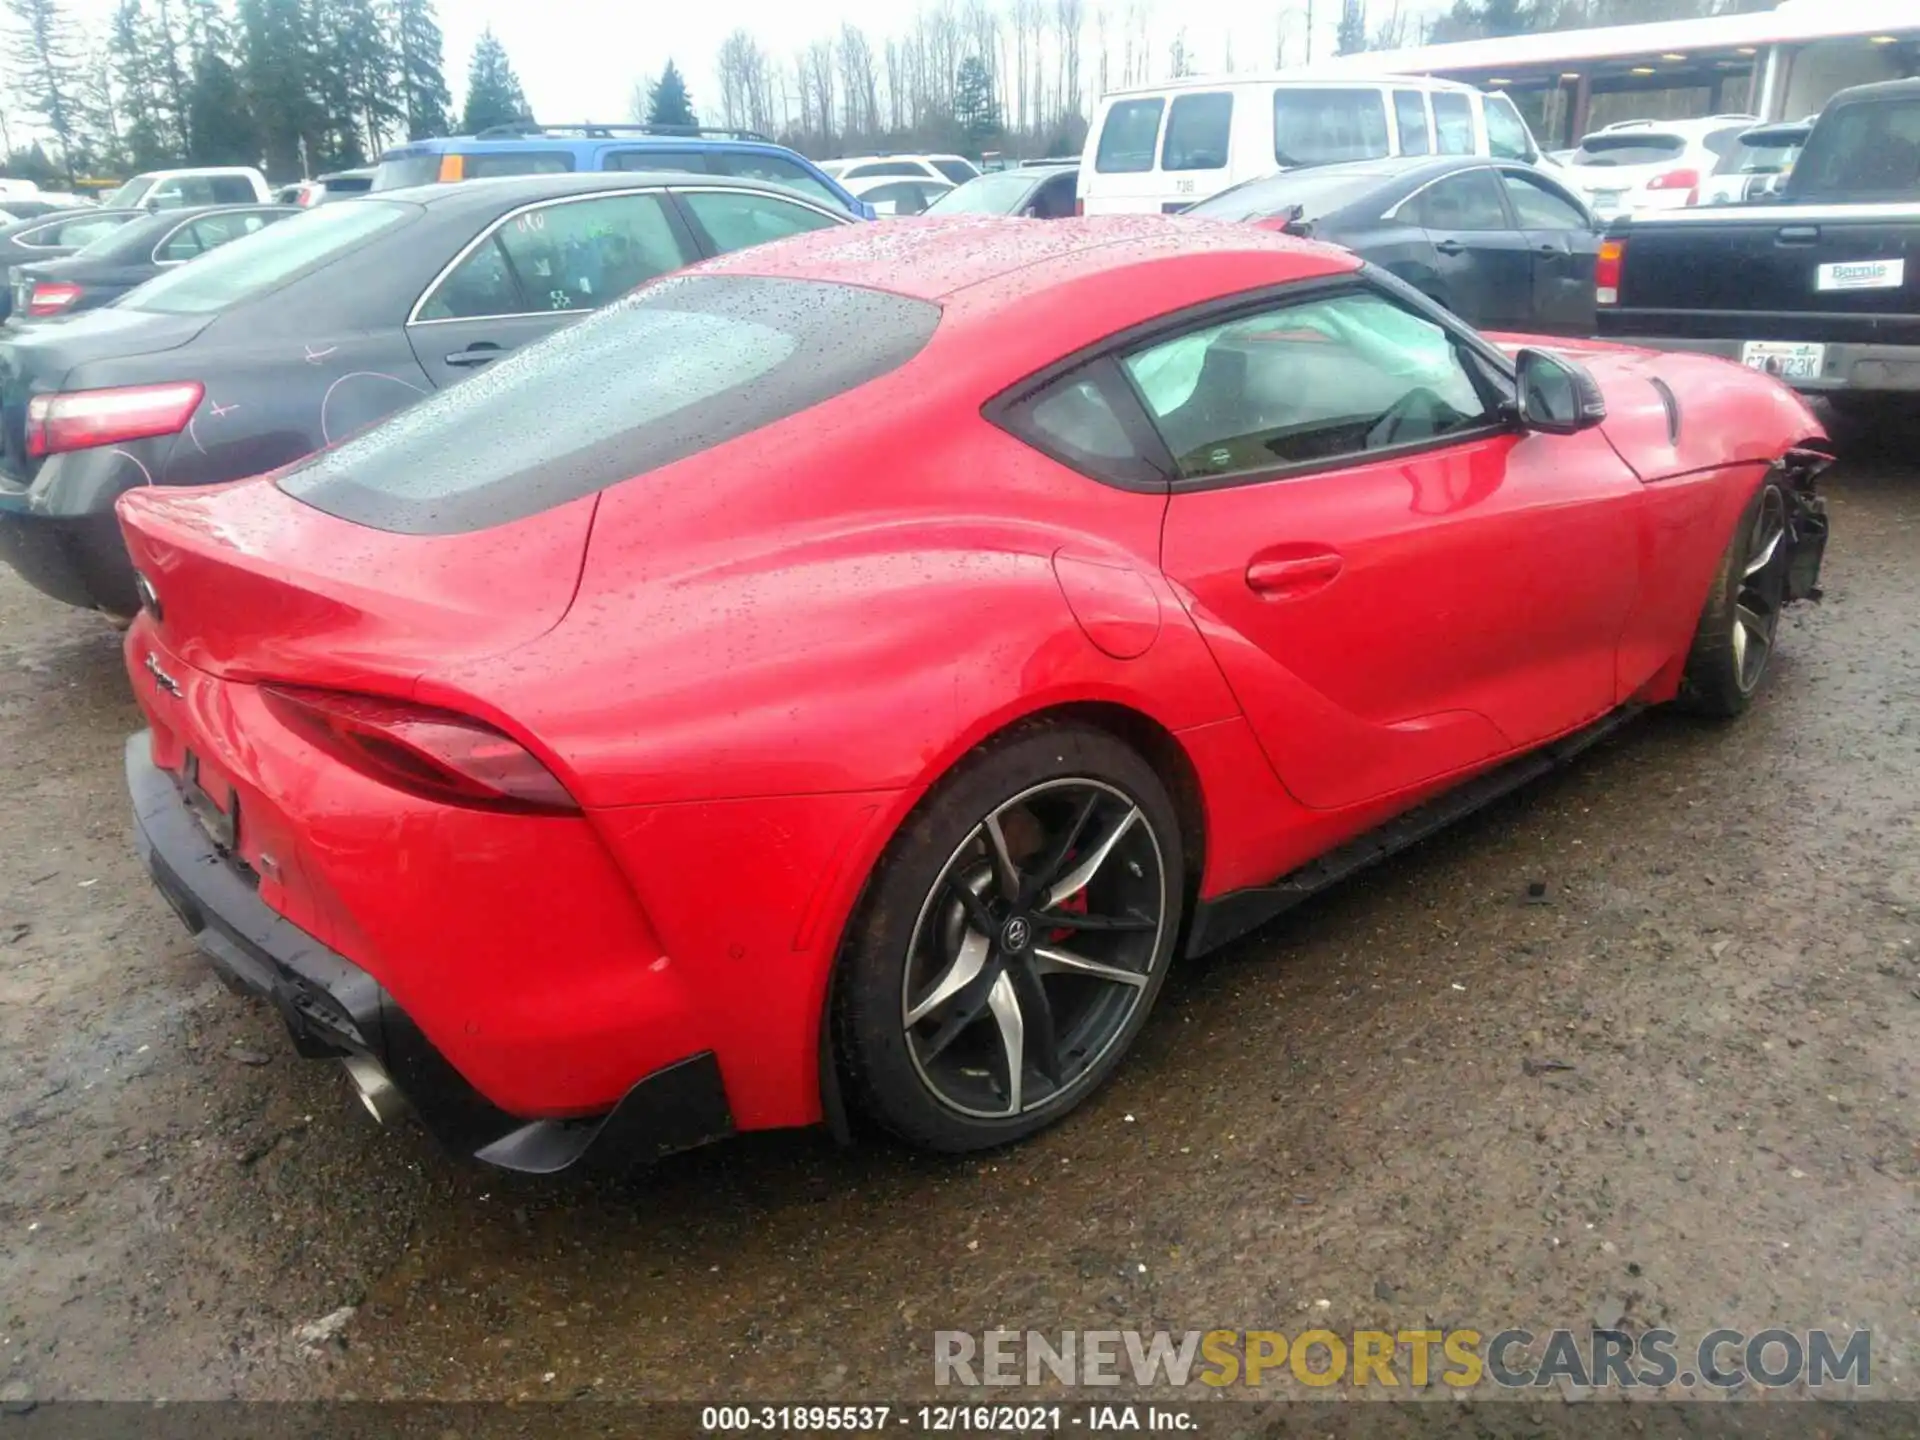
[{"x1": 1514, "y1": 347, "x2": 1606, "y2": 435}]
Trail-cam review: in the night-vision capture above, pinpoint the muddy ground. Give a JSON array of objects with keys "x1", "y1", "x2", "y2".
[{"x1": 1, "y1": 423, "x2": 1916, "y2": 1409}]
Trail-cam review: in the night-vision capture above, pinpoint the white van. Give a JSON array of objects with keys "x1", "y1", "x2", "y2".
[{"x1": 1078, "y1": 75, "x2": 1547, "y2": 214}]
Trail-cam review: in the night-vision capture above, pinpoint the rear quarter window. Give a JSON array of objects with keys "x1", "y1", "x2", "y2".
[
  {"x1": 465, "y1": 150, "x2": 574, "y2": 179},
  {"x1": 1162, "y1": 93, "x2": 1233, "y2": 171},
  {"x1": 1096, "y1": 99, "x2": 1166, "y2": 173},
  {"x1": 278, "y1": 275, "x2": 941, "y2": 535}
]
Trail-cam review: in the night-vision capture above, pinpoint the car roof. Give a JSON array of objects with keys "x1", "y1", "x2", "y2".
[
  {"x1": 129, "y1": 166, "x2": 263, "y2": 179},
  {"x1": 383, "y1": 132, "x2": 797, "y2": 157},
  {"x1": 370, "y1": 170, "x2": 842, "y2": 212},
  {"x1": 690, "y1": 213, "x2": 1354, "y2": 303},
  {"x1": 1104, "y1": 72, "x2": 1483, "y2": 98}
]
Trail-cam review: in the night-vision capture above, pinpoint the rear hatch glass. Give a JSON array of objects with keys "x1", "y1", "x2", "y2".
[
  {"x1": 1570, "y1": 134, "x2": 1685, "y2": 168},
  {"x1": 371, "y1": 153, "x2": 444, "y2": 191},
  {"x1": 279, "y1": 275, "x2": 940, "y2": 535}
]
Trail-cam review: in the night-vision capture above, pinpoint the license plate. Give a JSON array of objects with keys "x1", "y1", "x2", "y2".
[
  {"x1": 181, "y1": 750, "x2": 239, "y2": 853},
  {"x1": 1588, "y1": 189, "x2": 1623, "y2": 214},
  {"x1": 1740, "y1": 341, "x2": 1824, "y2": 381}
]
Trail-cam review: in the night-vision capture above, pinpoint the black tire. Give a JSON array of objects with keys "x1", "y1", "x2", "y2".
[
  {"x1": 834, "y1": 722, "x2": 1184, "y2": 1153},
  {"x1": 1676, "y1": 476, "x2": 1792, "y2": 719}
]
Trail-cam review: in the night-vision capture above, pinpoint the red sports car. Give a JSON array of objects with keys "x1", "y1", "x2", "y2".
[{"x1": 117, "y1": 217, "x2": 1830, "y2": 1170}]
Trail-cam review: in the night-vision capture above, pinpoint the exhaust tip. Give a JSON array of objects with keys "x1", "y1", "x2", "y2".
[{"x1": 341, "y1": 1055, "x2": 407, "y2": 1126}]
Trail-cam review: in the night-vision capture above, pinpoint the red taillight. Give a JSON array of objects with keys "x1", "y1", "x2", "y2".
[
  {"x1": 1074, "y1": 197, "x2": 1085, "y2": 216},
  {"x1": 24, "y1": 381, "x2": 204, "y2": 458},
  {"x1": 261, "y1": 686, "x2": 579, "y2": 815},
  {"x1": 26, "y1": 281, "x2": 83, "y2": 316},
  {"x1": 1596, "y1": 238, "x2": 1625, "y2": 307},
  {"x1": 1647, "y1": 167, "x2": 1700, "y2": 197}
]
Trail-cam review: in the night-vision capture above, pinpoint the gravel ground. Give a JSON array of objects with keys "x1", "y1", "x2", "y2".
[{"x1": 1, "y1": 425, "x2": 1915, "y2": 1408}]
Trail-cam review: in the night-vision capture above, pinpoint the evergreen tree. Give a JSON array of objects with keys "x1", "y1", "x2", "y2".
[
  {"x1": 152, "y1": 0, "x2": 193, "y2": 151},
  {"x1": 238, "y1": 0, "x2": 320, "y2": 176},
  {"x1": 391, "y1": 0, "x2": 449, "y2": 139},
  {"x1": 954, "y1": 54, "x2": 997, "y2": 147},
  {"x1": 645, "y1": 59, "x2": 694, "y2": 129},
  {"x1": 182, "y1": 0, "x2": 256, "y2": 165},
  {"x1": 1335, "y1": 0, "x2": 1368, "y2": 54},
  {"x1": 460, "y1": 27, "x2": 527, "y2": 134},
  {"x1": 109, "y1": 0, "x2": 174, "y2": 168},
  {"x1": 4, "y1": 0, "x2": 85, "y2": 182}
]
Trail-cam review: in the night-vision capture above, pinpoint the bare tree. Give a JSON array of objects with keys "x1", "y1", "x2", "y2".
[
  {"x1": 1054, "y1": 0, "x2": 1083, "y2": 131},
  {"x1": 805, "y1": 37, "x2": 836, "y2": 148},
  {"x1": 837, "y1": 23, "x2": 878, "y2": 137}
]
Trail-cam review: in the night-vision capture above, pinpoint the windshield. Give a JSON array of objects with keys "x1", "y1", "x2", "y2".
[
  {"x1": 926, "y1": 171, "x2": 1041, "y2": 214},
  {"x1": 278, "y1": 275, "x2": 942, "y2": 534},
  {"x1": 371, "y1": 154, "x2": 443, "y2": 191},
  {"x1": 1273, "y1": 89, "x2": 1391, "y2": 168},
  {"x1": 1569, "y1": 134, "x2": 1685, "y2": 168},
  {"x1": 125, "y1": 201, "x2": 412, "y2": 314},
  {"x1": 1187, "y1": 167, "x2": 1389, "y2": 222},
  {"x1": 101, "y1": 176, "x2": 154, "y2": 207}
]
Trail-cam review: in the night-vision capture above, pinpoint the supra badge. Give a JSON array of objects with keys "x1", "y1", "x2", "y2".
[{"x1": 144, "y1": 652, "x2": 181, "y2": 698}]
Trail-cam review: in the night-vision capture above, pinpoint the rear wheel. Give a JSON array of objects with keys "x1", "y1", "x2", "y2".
[
  {"x1": 834, "y1": 724, "x2": 1183, "y2": 1152},
  {"x1": 1677, "y1": 478, "x2": 1791, "y2": 718}
]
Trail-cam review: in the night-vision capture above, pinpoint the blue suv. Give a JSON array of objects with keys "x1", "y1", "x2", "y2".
[{"x1": 371, "y1": 123, "x2": 876, "y2": 218}]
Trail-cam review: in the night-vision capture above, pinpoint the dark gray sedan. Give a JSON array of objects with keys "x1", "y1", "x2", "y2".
[
  {"x1": 1186, "y1": 156, "x2": 1601, "y2": 335},
  {"x1": 9, "y1": 203, "x2": 296, "y2": 322},
  {"x1": 0, "y1": 209, "x2": 144, "y2": 321},
  {"x1": 0, "y1": 172, "x2": 852, "y2": 615}
]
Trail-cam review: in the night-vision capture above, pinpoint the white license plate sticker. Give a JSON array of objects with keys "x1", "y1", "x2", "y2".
[
  {"x1": 1816, "y1": 258, "x2": 1905, "y2": 291},
  {"x1": 1740, "y1": 341, "x2": 1824, "y2": 380}
]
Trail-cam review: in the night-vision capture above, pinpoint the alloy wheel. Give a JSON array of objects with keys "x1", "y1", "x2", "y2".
[
  {"x1": 900, "y1": 778, "x2": 1168, "y2": 1120},
  {"x1": 1732, "y1": 486, "x2": 1789, "y2": 694}
]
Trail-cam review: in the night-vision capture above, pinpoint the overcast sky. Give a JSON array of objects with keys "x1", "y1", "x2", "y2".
[{"x1": 57, "y1": 0, "x2": 1358, "y2": 136}]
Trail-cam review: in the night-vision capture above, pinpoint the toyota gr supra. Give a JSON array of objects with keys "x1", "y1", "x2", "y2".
[{"x1": 118, "y1": 216, "x2": 1831, "y2": 1170}]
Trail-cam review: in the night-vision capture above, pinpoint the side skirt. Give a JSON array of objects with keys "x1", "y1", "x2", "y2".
[{"x1": 1183, "y1": 704, "x2": 1645, "y2": 958}]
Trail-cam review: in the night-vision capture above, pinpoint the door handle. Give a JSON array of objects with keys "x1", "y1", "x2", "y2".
[
  {"x1": 1536, "y1": 242, "x2": 1566, "y2": 258},
  {"x1": 1434, "y1": 238, "x2": 1465, "y2": 256},
  {"x1": 1246, "y1": 551, "x2": 1344, "y2": 599},
  {"x1": 444, "y1": 342, "x2": 506, "y2": 367},
  {"x1": 1775, "y1": 225, "x2": 1820, "y2": 245}
]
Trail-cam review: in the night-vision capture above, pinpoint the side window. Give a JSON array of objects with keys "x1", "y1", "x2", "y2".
[
  {"x1": 46, "y1": 216, "x2": 127, "y2": 247},
  {"x1": 610, "y1": 148, "x2": 707, "y2": 173},
  {"x1": 1432, "y1": 92, "x2": 1476, "y2": 155},
  {"x1": 1095, "y1": 98, "x2": 1165, "y2": 174},
  {"x1": 148, "y1": 182, "x2": 186, "y2": 210},
  {"x1": 1414, "y1": 169, "x2": 1509, "y2": 230},
  {"x1": 997, "y1": 361, "x2": 1165, "y2": 488},
  {"x1": 417, "y1": 193, "x2": 692, "y2": 320},
  {"x1": 1394, "y1": 90, "x2": 1432, "y2": 157},
  {"x1": 863, "y1": 181, "x2": 942, "y2": 215},
  {"x1": 209, "y1": 176, "x2": 258, "y2": 203},
  {"x1": 1273, "y1": 88, "x2": 1391, "y2": 167},
  {"x1": 1037, "y1": 170, "x2": 1079, "y2": 217},
  {"x1": 1120, "y1": 288, "x2": 1493, "y2": 480},
  {"x1": 707, "y1": 153, "x2": 841, "y2": 206},
  {"x1": 680, "y1": 191, "x2": 840, "y2": 254},
  {"x1": 1500, "y1": 171, "x2": 1588, "y2": 229},
  {"x1": 156, "y1": 220, "x2": 208, "y2": 262},
  {"x1": 1162, "y1": 93, "x2": 1233, "y2": 172},
  {"x1": 1483, "y1": 95, "x2": 1534, "y2": 161},
  {"x1": 464, "y1": 151, "x2": 574, "y2": 179}
]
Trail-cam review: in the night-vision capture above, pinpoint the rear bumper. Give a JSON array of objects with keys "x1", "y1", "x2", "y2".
[
  {"x1": 1596, "y1": 334, "x2": 1920, "y2": 394},
  {"x1": 0, "y1": 499, "x2": 138, "y2": 613},
  {"x1": 127, "y1": 732, "x2": 736, "y2": 1172}
]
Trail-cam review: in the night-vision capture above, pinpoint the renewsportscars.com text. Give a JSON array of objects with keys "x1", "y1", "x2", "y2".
[{"x1": 933, "y1": 1328, "x2": 1871, "y2": 1390}]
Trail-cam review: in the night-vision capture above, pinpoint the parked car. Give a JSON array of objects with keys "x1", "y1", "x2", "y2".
[
  {"x1": 1185, "y1": 155, "x2": 1600, "y2": 334},
  {"x1": 1696, "y1": 118, "x2": 1814, "y2": 206},
  {"x1": 115, "y1": 215, "x2": 1829, "y2": 1169},
  {"x1": 277, "y1": 169, "x2": 376, "y2": 208},
  {"x1": 926, "y1": 162, "x2": 1080, "y2": 218},
  {"x1": 1596, "y1": 78, "x2": 1920, "y2": 409},
  {"x1": 0, "y1": 209, "x2": 144, "y2": 322},
  {"x1": 843, "y1": 173, "x2": 954, "y2": 215},
  {"x1": 8, "y1": 204, "x2": 296, "y2": 323},
  {"x1": 99, "y1": 166, "x2": 275, "y2": 210},
  {"x1": 0, "y1": 173, "x2": 853, "y2": 616},
  {"x1": 0, "y1": 195, "x2": 99, "y2": 221},
  {"x1": 1559, "y1": 115, "x2": 1759, "y2": 220},
  {"x1": 370, "y1": 122, "x2": 873, "y2": 216},
  {"x1": 821, "y1": 153, "x2": 981, "y2": 186},
  {"x1": 1079, "y1": 74, "x2": 1549, "y2": 215}
]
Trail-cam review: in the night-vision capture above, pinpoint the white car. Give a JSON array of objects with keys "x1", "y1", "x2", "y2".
[
  {"x1": 1561, "y1": 115, "x2": 1759, "y2": 220},
  {"x1": 821, "y1": 154, "x2": 980, "y2": 187},
  {"x1": 97, "y1": 166, "x2": 274, "y2": 211},
  {"x1": 841, "y1": 173, "x2": 955, "y2": 216},
  {"x1": 1695, "y1": 118, "x2": 1814, "y2": 207}
]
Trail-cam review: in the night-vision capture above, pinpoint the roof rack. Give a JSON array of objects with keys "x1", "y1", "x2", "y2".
[{"x1": 472, "y1": 121, "x2": 774, "y2": 143}]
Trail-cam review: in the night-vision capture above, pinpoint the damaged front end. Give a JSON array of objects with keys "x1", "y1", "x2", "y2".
[{"x1": 1778, "y1": 442, "x2": 1834, "y2": 604}]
